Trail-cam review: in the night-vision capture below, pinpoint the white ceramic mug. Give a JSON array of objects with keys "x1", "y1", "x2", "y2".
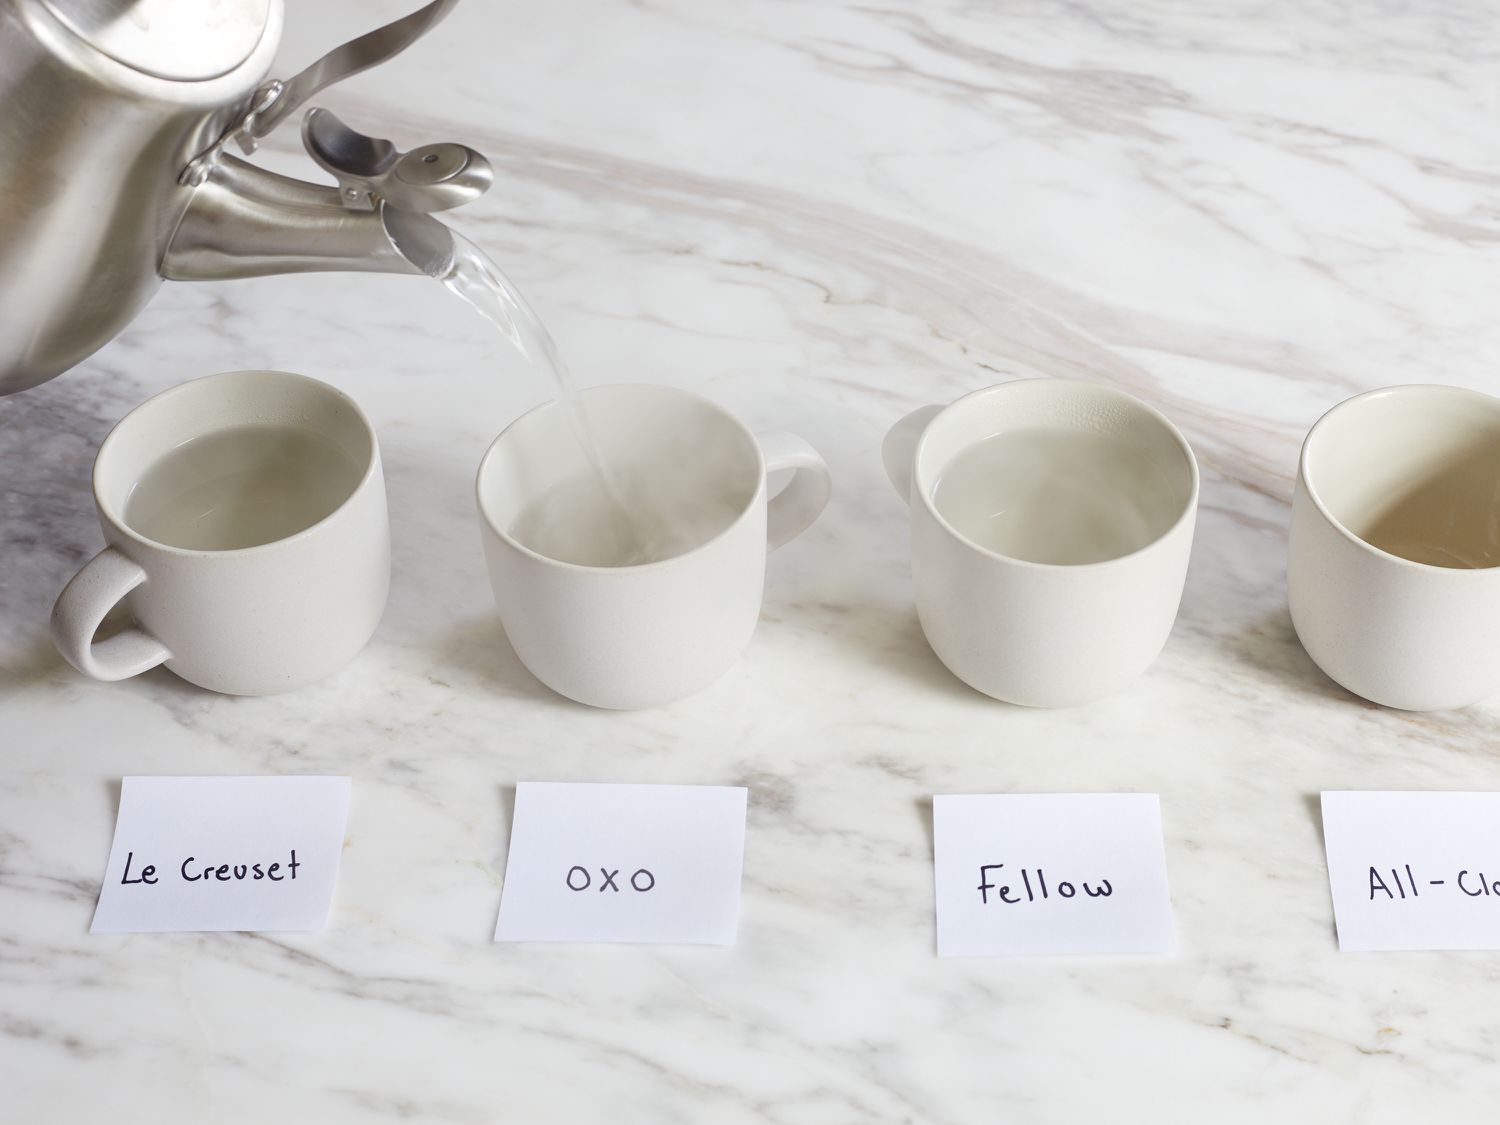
[
  {"x1": 51, "y1": 370, "x2": 390, "y2": 695},
  {"x1": 883, "y1": 378, "x2": 1198, "y2": 707},
  {"x1": 475, "y1": 383, "x2": 831, "y2": 709},
  {"x1": 1289, "y1": 384, "x2": 1500, "y2": 711}
]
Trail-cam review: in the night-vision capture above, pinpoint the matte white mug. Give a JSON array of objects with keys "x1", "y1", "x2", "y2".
[
  {"x1": 1289, "y1": 384, "x2": 1500, "y2": 711},
  {"x1": 883, "y1": 378, "x2": 1198, "y2": 707},
  {"x1": 51, "y1": 370, "x2": 390, "y2": 695},
  {"x1": 476, "y1": 383, "x2": 832, "y2": 709}
]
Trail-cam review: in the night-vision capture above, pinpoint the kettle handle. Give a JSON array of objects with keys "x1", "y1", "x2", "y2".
[{"x1": 245, "y1": 0, "x2": 463, "y2": 147}]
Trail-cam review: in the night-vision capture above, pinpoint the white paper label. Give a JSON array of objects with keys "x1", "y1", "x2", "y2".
[
  {"x1": 933, "y1": 793, "x2": 1176, "y2": 957},
  {"x1": 91, "y1": 776, "x2": 351, "y2": 934},
  {"x1": 495, "y1": 782, "x2": 748, "y2": 945},
  {"x1": 1322, "y1": 791, "x2": 1500, "y2": 951}
]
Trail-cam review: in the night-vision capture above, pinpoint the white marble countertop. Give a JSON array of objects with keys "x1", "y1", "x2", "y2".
[{"x1": 5, "y1": 2, "x2": 1500, "y2": 1121}]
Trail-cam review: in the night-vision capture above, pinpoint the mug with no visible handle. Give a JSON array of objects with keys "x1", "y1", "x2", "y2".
[
  {"x1": 475, "y1": 383, "x2": 832, "y2": 709},
  {"x1": 883, "y1": 378, "x2": 1198, "y2": 707},
  {"x1": 1289, "y1": 384, "x2": 1500, "y2": 711},
  {"x1": 51, "y1": 370, "x2": 390, "y2": 695}
]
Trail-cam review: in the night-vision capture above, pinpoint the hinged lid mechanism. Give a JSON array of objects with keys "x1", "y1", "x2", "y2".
[{"x1": 40, "y1": 0, "x2": 275, "y2": 82}]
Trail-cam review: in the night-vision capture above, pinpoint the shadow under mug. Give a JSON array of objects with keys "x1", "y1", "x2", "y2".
[
  {"x1": 1289, "y1": 384, "x2": 1500, "y2": 711},
  {"x1": 475, "y1": 383, "x2": 831, "y2": 710},
  {"x1": 883, "y1": 378, "x2": 1199, "y2": 707},
  {"x1": 51, "y1": 370, "x2": 390, "y2": 696}
]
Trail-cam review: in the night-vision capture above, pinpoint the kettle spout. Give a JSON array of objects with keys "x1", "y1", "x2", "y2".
[
  {"x1": 378, "y1": 205, "x2": 457, "y2": 278},
  {"x1": 161, "y1": 156, "x2": 452, "y2": 281}
]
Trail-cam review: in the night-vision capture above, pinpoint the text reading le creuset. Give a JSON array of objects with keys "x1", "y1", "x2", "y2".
[
  {"x1": 976, "y1": 864, "x2": 1113, "y2": 904},
  {"x1": 119, "y1": 849, "x2": 301, "y2": 885},
  {"x1": 1368, "y1": 865, "x2": 1500, "y2": 901}
]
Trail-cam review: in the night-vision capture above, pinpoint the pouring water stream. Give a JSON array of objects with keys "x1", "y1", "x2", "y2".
[
  {"x1": 385, "y1": 209, "x2": 699, "y2": 565},
  {"x1": 436, "y1": 233, "x2": 601, "y2": 469}
]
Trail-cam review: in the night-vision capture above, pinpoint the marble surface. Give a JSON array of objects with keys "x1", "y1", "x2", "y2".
[{"x1": 5, "y1": 1, "x2": 1500, "y2": 1121}]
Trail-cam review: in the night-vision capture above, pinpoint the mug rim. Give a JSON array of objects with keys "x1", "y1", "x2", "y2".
[
  {"x1": 913, "y1": 378, "x2": 1200, "y2": 571},
  {"x1": 93, "y1": 369, "x2": 381, "y2": 559},
  {"x1": 474, "y1": 382, "x2": 768, "y2": 575},
  {"x1": 1300, "y1": 382, "x2": 1500, "y2": 576}
]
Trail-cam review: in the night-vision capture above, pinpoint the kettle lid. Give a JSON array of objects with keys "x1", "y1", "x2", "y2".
[{"x1": 40, "y1": 0, "x2": 277, "y2": 82}]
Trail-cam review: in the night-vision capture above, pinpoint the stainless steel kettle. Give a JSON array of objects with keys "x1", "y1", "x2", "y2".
[{"x1": 0, "y1": 0, "x2": 487, "y2": 395}]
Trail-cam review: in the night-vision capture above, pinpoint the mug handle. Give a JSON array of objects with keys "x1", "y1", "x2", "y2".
[
  {"x1": 881, "y1": 404, "x2": 944, "y2": 504},
  {"x1": 51, "y1": 547, "x2": 171, "y2": 681},
  {"x1": 757, "y1": 432, "x2": 832, "y2": 550}
]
